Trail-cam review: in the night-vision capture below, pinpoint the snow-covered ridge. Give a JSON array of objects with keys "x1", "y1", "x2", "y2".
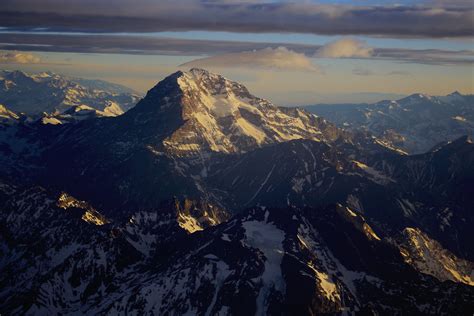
[
  {"x1": 0, "y1": 69, "x2": 140, "y2": 116},
  {"x1": 241, "y1": 212, "x2": 286, "y2": 315},
  {"x1": 162, "y1": 68, "x2": 340, "y2": 154},
  {"x1": 398, "y1": 227, "x2": 474, "y2": 286},
  {"x1": 304, "y1": 91, "x2": 474, "y2": 154}
]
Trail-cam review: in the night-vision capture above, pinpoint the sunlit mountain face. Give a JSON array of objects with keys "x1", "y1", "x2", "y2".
[{"x1": 0, "y1": 1, "x2": 473, "y2": 315}]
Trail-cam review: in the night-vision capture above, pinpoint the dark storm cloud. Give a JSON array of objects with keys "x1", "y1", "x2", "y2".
[{"x1": 0, "y1": 0, "x2": 473, "y2": 38}]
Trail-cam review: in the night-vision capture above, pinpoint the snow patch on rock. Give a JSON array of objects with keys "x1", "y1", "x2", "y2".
[{"x1": 242, "y1": 219, "x2": 286, "y2": 315}]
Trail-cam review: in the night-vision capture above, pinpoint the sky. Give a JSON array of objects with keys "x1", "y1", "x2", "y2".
[{"x1": 0, "y1": 0, "x2": 473, "y2": 105}]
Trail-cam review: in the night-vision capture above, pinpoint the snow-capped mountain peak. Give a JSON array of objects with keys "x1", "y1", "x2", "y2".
[
  {"x1": 449, "y1": 90, "x2": 463, "y2": 97},
  {"x1": 137, "y1": 68, "x2": 344, "y2": 154},
  {"x1": 399, "y1": 93, "x2": 433, "y2": 104},
  {"x1": 179, "y1": 68, "x2": 253, "y2": 99}
]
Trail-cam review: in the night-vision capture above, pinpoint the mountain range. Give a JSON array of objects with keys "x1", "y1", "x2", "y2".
[
  {"x1": 0, "y1": 68, "x2": 473, "y2": 315},
  {"x1": 303, "y1": 92, "x2": 474, "y2": 154},
  {"x1": 0, "y1": 70, "x2": 141, "y2": 122}
]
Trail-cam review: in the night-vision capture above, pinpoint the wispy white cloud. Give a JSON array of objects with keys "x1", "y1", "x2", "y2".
[
  {"x1": 352, "y1": 68, "x2": 413, "y2": 77},
  {"x1": 316, "y1": 38, "x2": 373, "y2": 58},
  {"x1": 0, "y1": 50, "x2": 41, "y2": 64},
  {"x1": 180, "y1": 47, "x2": 320, "y2": 72}
]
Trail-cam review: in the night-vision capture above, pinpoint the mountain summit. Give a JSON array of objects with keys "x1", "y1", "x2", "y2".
[{"x1": 128, "y1": 68, "x2": 343, "y2": 154}]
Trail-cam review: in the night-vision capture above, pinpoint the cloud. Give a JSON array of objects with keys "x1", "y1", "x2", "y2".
[
  {"x1": 0, "y1": 33, "x2": 318, "y2": 57},
  {"x1": 426, "y1": 0, "x2": 474, "y2": 7},
  {"x1": 0, "y1": 1, "x2": 472, "y2": 38},
  {"x1": 317, "y1": 38, "x2": 373, "y2": 58},
  {"x1": 387, "y1": 71, "x2": 412, "y2": 76},
  {"x1": 352, "y1": 69, "x2": 414, "y2": 76},
  {"x1": 0, "y1": 50, "x2": 41, "y2": 64},
  {"x1": 375, "y1": 48, "x2": 474, "y2": 65},
  {"x1": 0, "y1": 33, "x2": 472, "y2": 66},
  {"x1": 180, "y1": 47, "x2": 320, "y2": 72},
  {"x1": 352, "y1": 68, "x2": 374, "y2": 76}
]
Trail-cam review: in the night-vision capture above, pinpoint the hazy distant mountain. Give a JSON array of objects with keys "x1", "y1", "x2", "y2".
[
  {"x1": 0, "y1": 69, "x2": 472, "y2": 315},
  {"x1": 303, "y1": 92, "x2": 474, "y2": 154},
  {"x1": 0, "y1": 70, "x2": 141, "y2": 116}
]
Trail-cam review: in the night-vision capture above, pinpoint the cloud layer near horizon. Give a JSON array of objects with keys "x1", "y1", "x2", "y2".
[
  {"x1": 1, "y1": 0, "x2": 473, "y2": 38},
  {"x1": 0, "y1": 50, "x2": 41, "y2": 64},
  {"x1": 1, "y1": 33, "x2": 472, "y2": 66},
  {"x1": 181, "y1": 47, "x2": 320, "y2": 72}
]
